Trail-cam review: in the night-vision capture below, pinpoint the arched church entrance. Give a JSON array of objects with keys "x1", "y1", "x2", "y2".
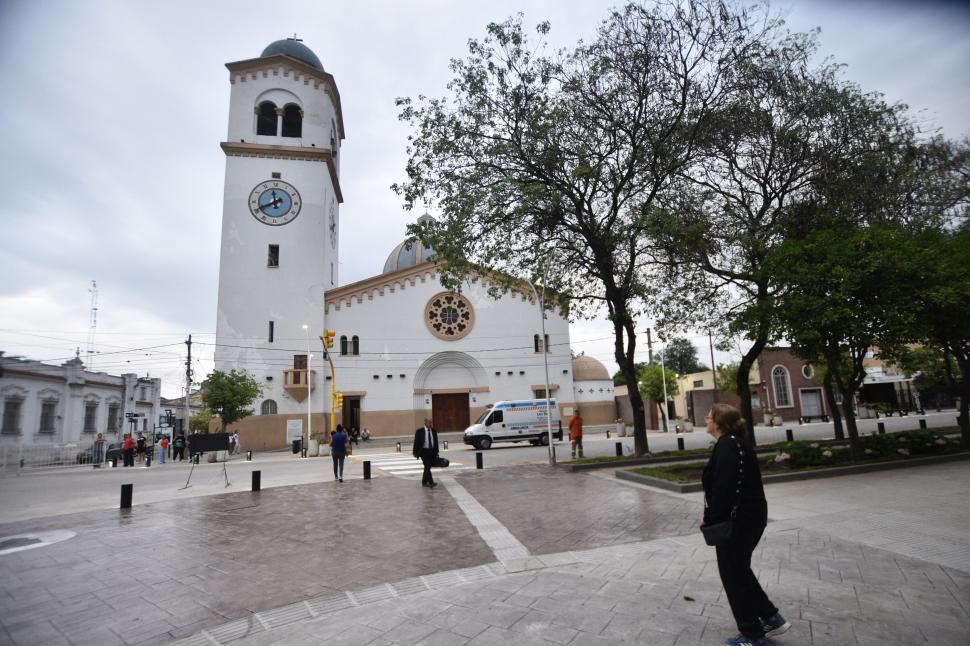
[{"x1": 414, "y1": 352, "x2": 488, "y2": 432}]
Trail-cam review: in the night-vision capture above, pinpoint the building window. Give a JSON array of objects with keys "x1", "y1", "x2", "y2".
[
  {"x1": 107, "y1": 405, "x2": 120, "y2": 432},
  {"x1": 2, "y1": 398, "x2": 23, "y2": 434},
  {"x1": 268, "y1": 321, "x2": 274, "y2": 343},
  {"x1": 268, "y1": 244, "x2": 279, "y2": 268},
  {"x1": 534, "y1": 334, "x2": 550, "y2": 352},
  {"x1": 340, "y1": 335, "x2": 348, "y2": 356},
  {"x1": 281, "y1": 104, "x2": 303, "y2": 137},
  {"x1": 330, "y1": 120, "x2": 338, "y2": 155},
  {"x1": 140, "y1": 387, "x2": 147, "y2": 401},
  {"x1": 271, "y1": 172, "x2": 281, "y2": 179},
  {"x1": 39, "y1": 400, "x2": 56, "y2": 433},
  {"x1": 83, "y1": 403, "x2": 98, "y2": 433},
  {"x1": 351, "y1": 335, "x2": 359, "y2": 356},
  {"x1": 801, "y1": 364, "x2": 815, "y2": 380},
  {"x1": 256, "y1": 101, "x2": 278, "y2": 135},
  {"x1": 261, "y1": 399, "x2": 278, "y2": 415},
  {"x1": 142, "y1": 419, "x2": 148, "y2": 432},
  {"x1": 424, "y1": 292, "x2": 475, "y2": 341},
  {"x1": 693, "y1": 380, "x2": 704, "y2": 388},
  {"x1": 772, "y1": 366, "x2": 793, "y2": 408}
]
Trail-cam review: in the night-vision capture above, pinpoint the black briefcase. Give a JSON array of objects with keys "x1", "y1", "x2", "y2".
[{"x1": 433, "y1": 456, "x2": 450, "y2": 468}]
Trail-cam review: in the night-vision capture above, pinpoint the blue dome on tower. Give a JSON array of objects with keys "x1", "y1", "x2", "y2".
[{"x1": 261, "y1": 38, "x2": 324, "y2": 71}]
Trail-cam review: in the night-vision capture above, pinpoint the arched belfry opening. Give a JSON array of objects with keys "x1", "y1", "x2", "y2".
[
  {"x1": 281, "y1": 103, "x2": 303, "y2": 138},
  {"x1": 256, "y1": 101, "x2": 278, "y2": 136}
]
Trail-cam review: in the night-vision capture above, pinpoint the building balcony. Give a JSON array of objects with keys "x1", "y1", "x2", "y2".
[{"x1": 283, "y1": 369, "x2": 317, "y2": 403}]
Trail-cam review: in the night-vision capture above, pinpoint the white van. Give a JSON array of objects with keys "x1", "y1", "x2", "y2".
[{"x1": 463, "y1": 399, "x2": 563, "y2": 449}]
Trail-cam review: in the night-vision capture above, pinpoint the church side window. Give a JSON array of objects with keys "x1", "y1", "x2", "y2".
[
  {"x1": 534, "y1": 334, "x2": 550, "y2": 353},
  {"x1": 268, "y1": 244, "x2": 279, "y2": 268},
  {"x1": 281, "y1": 104, "x2": 303, "y2": 138},
  {"x1": 340, "y1": 335, "x2": 348, "y2": 356},
  {"x1": 351, "y1": 335, "x2": 359, "y2": 356},
  {"x1": 772, "y1": 366, "x2": 793, "y2": 408},
  {"x1": 330, "y1": 119, "x2": 338, "y2": 156},
  {"x1": 256, "y1": 101, "x2": 278, "y2": 136},
  {"x1": 261, "y1": 400, "x2": 278, "y2": 415}
]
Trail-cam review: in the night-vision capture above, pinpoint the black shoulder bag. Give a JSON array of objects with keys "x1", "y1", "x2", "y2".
[{"x1": 701, "y1": 436, "x2": 744, "y2": 546}]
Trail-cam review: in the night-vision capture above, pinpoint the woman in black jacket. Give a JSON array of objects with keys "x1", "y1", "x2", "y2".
[{"x1": 702, "y1": 404, "x2": 790, "y2": 646}]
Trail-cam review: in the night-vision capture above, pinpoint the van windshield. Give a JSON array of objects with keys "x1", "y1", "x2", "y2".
[{"x1": 474, "y1": 410, "x2": 491, "y2": 424}]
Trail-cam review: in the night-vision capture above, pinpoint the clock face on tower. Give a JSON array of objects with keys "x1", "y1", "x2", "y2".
[
  {"x1": 248, "y1": 180, "x2": 301, "y2": 226},
  {"x1": 328, "y1": 200, "x2": 337, "y2": 248}
]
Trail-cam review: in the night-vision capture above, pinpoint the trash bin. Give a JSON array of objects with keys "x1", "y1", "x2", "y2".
[{"x1": 291, "y1": 439, "x2": 302, "y2": 454}]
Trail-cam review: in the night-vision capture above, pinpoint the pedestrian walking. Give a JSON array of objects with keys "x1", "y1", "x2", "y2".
[
  {"x1": 93, "y1": 432, "x2": 106, "y2": 468},
  {"x1": 135, "y1": 433, "x2": 147, "y2": 464},
  {"x1": 412, "y1": 418, "x2": 439, "y2": 488},
  {"x1": 330, "y1": 424, "x2": 348, "y2": 482},
  {"x1": 228, "y1": 432, "x2": 236, "y2": 456},
  {"x1": 173, "y1": 434, "x2": 186, "y2": 461},
  {"x1": 158, "y1": 436, "x2": 169, "y2": 464},
  {"x1": 702, "y1": 403, "x2": 790, "y2": 646},
  {"x1": 232, "y1": 431, "x2": 241, "y2": 455},
  {"x1": 122, "y1": 433, "x2": 136, "y2": 467},
  {"x1": 569, "y1": 409, "x2": 583, "y2": 458}
]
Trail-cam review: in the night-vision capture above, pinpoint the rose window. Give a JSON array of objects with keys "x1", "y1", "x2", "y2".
[{"x1": 425, "y1": 292, "x2": 474, "y2": 340}]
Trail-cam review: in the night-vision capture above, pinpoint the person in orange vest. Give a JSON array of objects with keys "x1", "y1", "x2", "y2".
[
  {"x1": 158, "y1": 436, "x2": 169, "y2": 464},
  {"x1": 121, "y1": 433, "x2": 136, "y2": 467},
  {"x1": 569, "y1": 409, "x2": 584, "y2": 459}
]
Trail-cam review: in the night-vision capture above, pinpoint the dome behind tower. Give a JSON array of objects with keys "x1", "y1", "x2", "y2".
[
  {"x1": 261, "y1": 38, "x2": 324, "y2": 71},
  {"x1": 382, "y1": 214, "x2": 437, "y2": 273}
]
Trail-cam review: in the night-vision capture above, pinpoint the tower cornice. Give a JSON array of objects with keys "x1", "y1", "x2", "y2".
[
  {"x1": 226, "y1": 54, "x2": 345, "y2": 141},
  {"x1": 220, "y1": 142, "x2": 344, "y2": 203}
]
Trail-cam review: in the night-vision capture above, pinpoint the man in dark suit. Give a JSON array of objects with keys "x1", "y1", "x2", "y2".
[{"x1": 413, "y1": 417, "x2": 439, "y2": 488}]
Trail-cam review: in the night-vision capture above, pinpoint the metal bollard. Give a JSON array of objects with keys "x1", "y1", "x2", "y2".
[
  {"x1": 615, "y1": 442, "x2": 623, "y2": 457},
  {"x1": 443, "y1": 440, "x2": 448, "y2": 450},
  {"x1": 120, "y1": 484, "x2": 133, "y2": 509},
  {"x1": 606, "y1": 429, "x2": 610, "y2": 439},
  {"x1": 919, "y1": 419, "x2": 927, "y2": 430},
  {"x1": 111, "y1": 456, "x2": 118, "y2": 468},
  {"x1": 785, "y1": 429, "x2": 794, "y2": 442},
  {"x1": 878, "y1": 422, "x2": 886, "y2": 434},
  {"x1": 301, "y1": 448, "x2": 307, "y2": 458},
  {"x1": 252, "y1": 470, "x2": 261, "y2": 491},
  {"x1": 247, "y1": 451, "x2": 252, "y2": 461},
  {"x1": 476, "y1": 452, "x2": 483, "y2": 469},
  {"x1": 677, "y1": 437, "x2": 685, "y2": 451},
  {"x1": 146, "y1": 455, "x2": 151, "y2": 467},
  {"x1": 396, "y1": 442, "x2": 402, "y2": 453},
  {"x1": 363, "y1": 460, "x2": 371, "y2": 480}
]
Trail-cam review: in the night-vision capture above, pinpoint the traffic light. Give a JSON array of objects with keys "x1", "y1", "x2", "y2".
[
  {"x1": 334, "y1": 392, "x2": 344, "y2": 410},
  {"x1": 322, "y1": 329, "x2": 335, "y2": 349}
]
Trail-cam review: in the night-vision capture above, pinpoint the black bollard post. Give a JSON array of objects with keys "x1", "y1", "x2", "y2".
[
  {"x1": 251, "y1": 470, "x2": 261, "y2": 491},
  {"x1": 301, "y1": 448, "x2": 307, "y2": 458},
  {"x1": 878, "y1": 422, "x2": 886, "y2": 434},
  {"x1": 247, "y1": 451, "x2": 252, "y2": 461},
  {"x1": 146, "y1": 454, "x2": 151, "y2": 467},
  {"x1": 476, "y1": 452, "x2": 483, "y2": 469},
  {"x1": 396, "y1": 442, "x2": 402, "y2": 453},
  {"x1": 111, "y1": 456, "x2": 118, "y2": 468},
  {"x1": 120, "y1": 484, "x2": 133, "y2": 509},
  {"x1": 919, "y1": 419, "x2": 927, "y2": 430},
  {"x1": 363, "y1": 460, "x2": 371, "y2": 480},
  {"x1": 615, "y1": 442, "x2": 623, "y2": 457},
  {"x1": 677, "y1": 437, "x2": 685, "y2": 451},
  {"x1": 786, "y1": 429, "x2": 794, "y2": 442}
]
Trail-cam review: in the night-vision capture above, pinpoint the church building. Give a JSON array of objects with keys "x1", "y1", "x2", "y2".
[{"x1": 212, "y1": 39, "x2": 615, "y2": 448}]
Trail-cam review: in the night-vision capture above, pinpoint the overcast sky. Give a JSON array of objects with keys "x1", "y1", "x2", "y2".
[{"x1": 1, "y1": 0, "x2": 968, "y2": 398}]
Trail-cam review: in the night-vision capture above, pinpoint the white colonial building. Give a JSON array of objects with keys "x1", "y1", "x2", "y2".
[
  {"x1": 212, "y1": 39, "x2": 615, "y2": 448},
  {"x1": 0, "y1": 352, "x2": 162, "y2": 447}
]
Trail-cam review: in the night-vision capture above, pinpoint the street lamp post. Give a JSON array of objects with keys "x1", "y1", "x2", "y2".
[
  {"x1": 659, "y1": 342, "x2": 669, "y2": 433},
  {"x1": 303, "y1": 324, "x2": 312, "y2": 457},
  {"x1": 525, "y1": 266, "x2": 555, "y2": 466}
]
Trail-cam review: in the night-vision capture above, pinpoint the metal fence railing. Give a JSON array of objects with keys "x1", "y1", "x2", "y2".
[{"x1": 0, "y1": 441, "x2": 105, "y2": 475}]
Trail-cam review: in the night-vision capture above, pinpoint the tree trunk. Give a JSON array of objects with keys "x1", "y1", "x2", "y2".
[
  {"x1": 737, "y1": 337, "x2": 767, "y2": 446},
  {"x1": 823, "y1": 371, "x2": 845, "y2": 440},
  {"x1": 953, "y1": 350, "x2": 970, "y2": 449},
  {"x1": 611, "y1": 309, "x2": 650, "y2": 455}
]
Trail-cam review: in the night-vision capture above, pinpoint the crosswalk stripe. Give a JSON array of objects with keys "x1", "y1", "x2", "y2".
[{"x1": 348, "y1": 453, "x2": 469, "y2": 478}]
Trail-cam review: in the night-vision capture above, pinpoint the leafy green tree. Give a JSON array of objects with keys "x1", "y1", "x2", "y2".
[
  {"x1": 645, "y1": 26, "x2": 913, "y2": 444},
  {"x1": 768, "y1": 226, "x2": 923, "y2": 457},
  {"x1": 653, "y1": 337, "x2": 706, "y2": 374},
  {"x1": 636, "y1": 363, "x2": 679, "y2": 433},
  {"x1": 715, "y1": 363, "x2": 740, "y2": 395},
  {"x1": 188, "y1": 408, "x2": 213, "y2": 434},
  {"x1": 201, "y1": 370, "x2": 261, "y2": 433},
  {"x1": 395, "y1": 2, "x2": 782, "y2": 456}
]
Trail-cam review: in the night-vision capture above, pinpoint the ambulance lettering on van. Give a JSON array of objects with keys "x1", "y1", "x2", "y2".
[{"x1": 463, "y1": 399, "x2": 563, "y2": 449}]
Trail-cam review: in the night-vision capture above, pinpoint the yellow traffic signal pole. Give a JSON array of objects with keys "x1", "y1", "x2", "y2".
[{"x1": 320, "y1": 331, "x2": 337, "y2": 436}]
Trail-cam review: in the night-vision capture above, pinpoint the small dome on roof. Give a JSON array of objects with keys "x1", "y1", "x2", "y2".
[
  {"x1": 572, "y1": 354, "x2": 610, "y2": 381},
  {"x1": 261, "y1": 38, "x2": 324, "y2": 71},
  {"x1": 383, "y1": 214, "x2": 437, "y2": 273}
]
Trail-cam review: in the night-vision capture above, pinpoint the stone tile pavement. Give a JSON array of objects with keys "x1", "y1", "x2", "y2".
[{"x1": 1, "y1": 461, "x2": 968, "y2": 645}]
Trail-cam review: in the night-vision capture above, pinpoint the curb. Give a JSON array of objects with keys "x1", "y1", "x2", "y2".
[{"x1": 615, "y1": 451, "x2": 970, "y2": 493}]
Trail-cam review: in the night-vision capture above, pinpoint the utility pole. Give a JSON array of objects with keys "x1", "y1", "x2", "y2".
[
  {"x1": 184, "y1": 335, "x2": 193, "y2": 434},
  {"x1": 646, "y1": 329, "x2": 654, "y2": 364},
  {"x1": 709, "y1": 332, "x2": 719, "y2": 403},
  {"x1": 86, "y1": 280, "x2": 98, "y2": 369}
]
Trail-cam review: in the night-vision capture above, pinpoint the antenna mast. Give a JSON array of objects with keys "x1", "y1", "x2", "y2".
[{"x1": 86, "y1": 280, "x2": 98, "y2": 369}]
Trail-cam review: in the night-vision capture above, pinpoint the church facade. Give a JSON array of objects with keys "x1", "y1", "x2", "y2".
[{"x1": 212, "y1": 39, "x2": 615, "y2": 448}]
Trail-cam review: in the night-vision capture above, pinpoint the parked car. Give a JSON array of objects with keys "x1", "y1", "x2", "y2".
[{"x1": 76, "y1": 442, "x2": 122, "y2": 464}]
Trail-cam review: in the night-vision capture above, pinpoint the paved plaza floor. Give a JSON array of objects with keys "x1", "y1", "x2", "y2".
[{"x1": 0, "y1": 459, "x2": 968, "y2": 645}]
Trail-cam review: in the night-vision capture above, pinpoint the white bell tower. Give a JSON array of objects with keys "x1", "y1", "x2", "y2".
[{"x1": 214, "y1": 37, "x2": 345, "y2": 415}]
